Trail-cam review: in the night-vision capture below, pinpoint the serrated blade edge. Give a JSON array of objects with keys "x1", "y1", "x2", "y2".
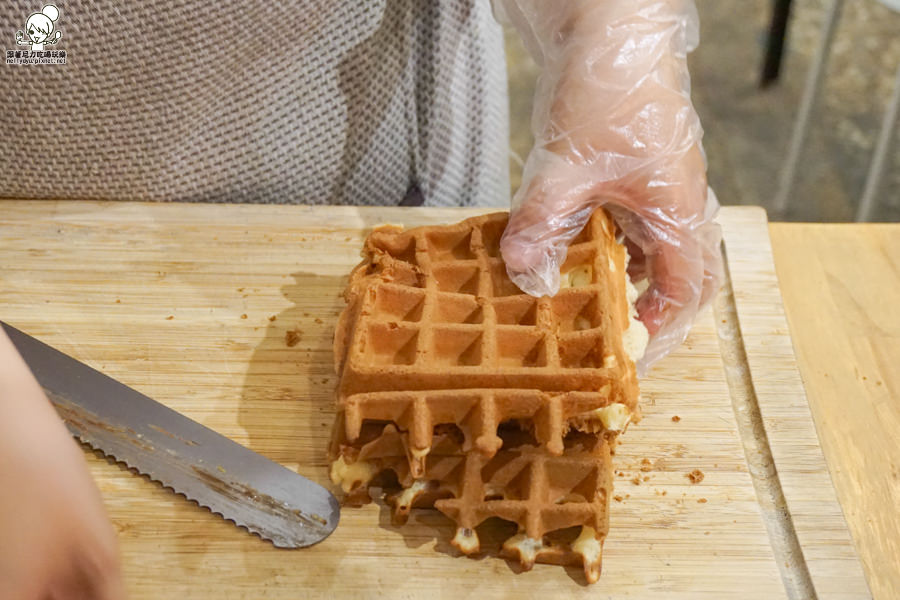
[{"x1": 3, "y1": 321, "x2": 339, "y2": 548}]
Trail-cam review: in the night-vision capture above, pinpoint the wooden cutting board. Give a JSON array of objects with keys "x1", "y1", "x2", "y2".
[{"x1": 0, "y1": 201, "x2": 870, "y2": 599}]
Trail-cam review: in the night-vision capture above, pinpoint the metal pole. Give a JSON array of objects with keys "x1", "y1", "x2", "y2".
[
  {"x1": 773, "y1": 0, "x2": 845, "y2": 217},
  {"x1": 761, "y1": 0, "x2": 794, "y2": 87},
  {"x1": 855, "y1": 64, "x2": 900, "y2": 221}
]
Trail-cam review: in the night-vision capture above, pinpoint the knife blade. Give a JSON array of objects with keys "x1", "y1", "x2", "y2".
[{"x1": 1, "y1": 321, "x2": 339, "y2": 548}]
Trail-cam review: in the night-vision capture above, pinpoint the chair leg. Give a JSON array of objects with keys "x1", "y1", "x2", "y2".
[
  {"x1": 761, "y1": 0, "x2": 794, "y2": 87},
  {"x1": 856, "y1": 64, "x2": 900, "y2": 222},
  {"x1": 773, "y1": 0, "x2": 845, "y2": 217}
]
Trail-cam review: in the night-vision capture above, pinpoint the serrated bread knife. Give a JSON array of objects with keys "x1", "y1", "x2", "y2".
[{"x1": 2, "y1": 321, "x2": 339, "y2": 548}]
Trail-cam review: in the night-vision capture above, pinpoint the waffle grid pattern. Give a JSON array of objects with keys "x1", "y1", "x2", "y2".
[
  {"x1": 329, "y1": 211, "x2": 641, "y2": 584},
  {"x1": 345, "y1": 212, "x2": 629, "y2": 384},
  {"x1": 329, "y1": 420, "x2": 613, "y2": 583},
  {"x1": 335, "y1": 213, "x2": 640, "y2": 471},
  {"x1": 341, "y1": 389, "x2": 614, "y2": 476}
]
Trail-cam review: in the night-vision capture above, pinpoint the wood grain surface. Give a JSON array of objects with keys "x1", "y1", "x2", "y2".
[
  {"x1": 770, "y1": 223, "x2": 899, "y2": 600},
  {"x1": 0, "y1": 201, "x2": 869, "y2": 598}
]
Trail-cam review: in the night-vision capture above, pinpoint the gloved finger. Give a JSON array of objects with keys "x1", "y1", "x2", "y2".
[
  {"x1": 500, "y1": 153, "x2": 598, "y2": 297},
  {"x1": 635, "y1": 233, "x2": 700, "y2": 337},
  {"x1": 612, "y1": 213, "x2": 703, "y2": 370},
  {"x1": 632, "y1": 182, "x2": 722, "y2": 339},
  {"x1": 623, "y1": 237, "x2": 647, "y2": 282},
  {"x1": 698, "y1": 187, "x2": 725, "y2": 308},
  {"x1": 602, "y1": 147, "x2": 718, "y2": 368},
  {"x1": 635, "y1": 215, "x2": 721, "y2": 370}
]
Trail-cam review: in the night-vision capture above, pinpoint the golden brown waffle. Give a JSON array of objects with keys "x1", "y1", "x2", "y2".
[
  {"x1": 333, "y1": 211, "x2": 643, "y2": 476},
  {"x1": 328, "y1": 210, "x2": 645, "y2": 584},
  {"x1": 329, "y1": 418, "x2": 613, "y2": 584},
  {"x1": 338, "y1": 388, "x2": 626, "y2": 478}
]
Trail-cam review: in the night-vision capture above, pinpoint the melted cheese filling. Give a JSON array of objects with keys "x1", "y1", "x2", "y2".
[
  {"x1": 622, "y1": 249, "x2": 650, "y2": 363},
  {"x1": 452, "y1": 527, "x2": 480, "y2": 554},
  {"x1": 573, "y1": 526, "x2": 603, "y2": 583},
  {"x1": 591, "y1": 403, "x2": 632, "y2": 432},
  {"x1": 409, "y1": 447, "x2": 429, "y2": 459},
  {"x1": 560, "y1": 265, "x2": 592, "y2": 289},
  {"x1": 573, "y1": 526, "x2": 602, "y2": 566},
  {"x1": 329, "y1": 456, "x2": 378, "y2": 494},
  {"x1": 502, "y1": 534, "x2": 544, "y2": 565},
  {"x1": 395, "y1": 480, "x2": 428, "y2": 509}
]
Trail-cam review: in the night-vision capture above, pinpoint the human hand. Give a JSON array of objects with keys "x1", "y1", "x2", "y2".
[
  {"x1": 0, "y1": 330, "x2": 124, "y2": 600},
  {"x1": 496, "y1": 0, "x2": 723, "y2": 370}
]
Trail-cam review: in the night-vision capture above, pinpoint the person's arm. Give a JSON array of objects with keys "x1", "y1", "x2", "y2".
[
  {"x1": 497, "y1": 0, "x2": 722, "y2": 371},
  {"x1": 0, "y1": 328, "x2": 124, "y2": 600}
]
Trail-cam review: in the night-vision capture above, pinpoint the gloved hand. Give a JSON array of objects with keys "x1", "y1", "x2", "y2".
[
  {"x1": 496, "y1": 0, "x2": 723, "y2": 371},
  {"x1": 0, "y1": 329, "x2": 124, "y2": 600}
]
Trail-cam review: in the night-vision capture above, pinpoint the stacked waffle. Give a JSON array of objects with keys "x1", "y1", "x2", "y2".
[{"x1": 328, "y1": 211, "x2": 648, "y2": 583}]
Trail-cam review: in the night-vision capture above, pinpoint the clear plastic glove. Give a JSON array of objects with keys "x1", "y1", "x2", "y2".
[
  {"x1": 496, "y1": 0, "x2": 723, "y2": 371},
  {"x1": 0, "y1": 329, "x2": 124, "y2": 600}
]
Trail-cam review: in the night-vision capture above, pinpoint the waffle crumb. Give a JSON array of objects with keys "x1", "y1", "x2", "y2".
[
  {"x1": 268, "y1": 315, "x2": 277, "y2": 321},
  {"x1": 285, "y1": 329, "x2": 302, "y2": 347},
  {"x1": 614, "y1": 495, "x2": 623, "y2": 502},
  {"x1": 240, "y1": 313, "x2": 248, "y2": 319},
  {"x1": 631, "y1": 476, "x2": 642, "y2": 485},
  {"x1": 672, "y1": 415, "x2": 681, "y2": 422},
  {"x1": 698, "y1": 498, "x2": 708, "y2": 503},
  {"x1": 640, "y1": 458, "x2": 652, "y2": 472},
  {"x1": 165, "y1": 315, "x2": 174, "y2": 320},
  {"x1": 687, "y1": 469, "x2": 705, "y2": 484}
]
